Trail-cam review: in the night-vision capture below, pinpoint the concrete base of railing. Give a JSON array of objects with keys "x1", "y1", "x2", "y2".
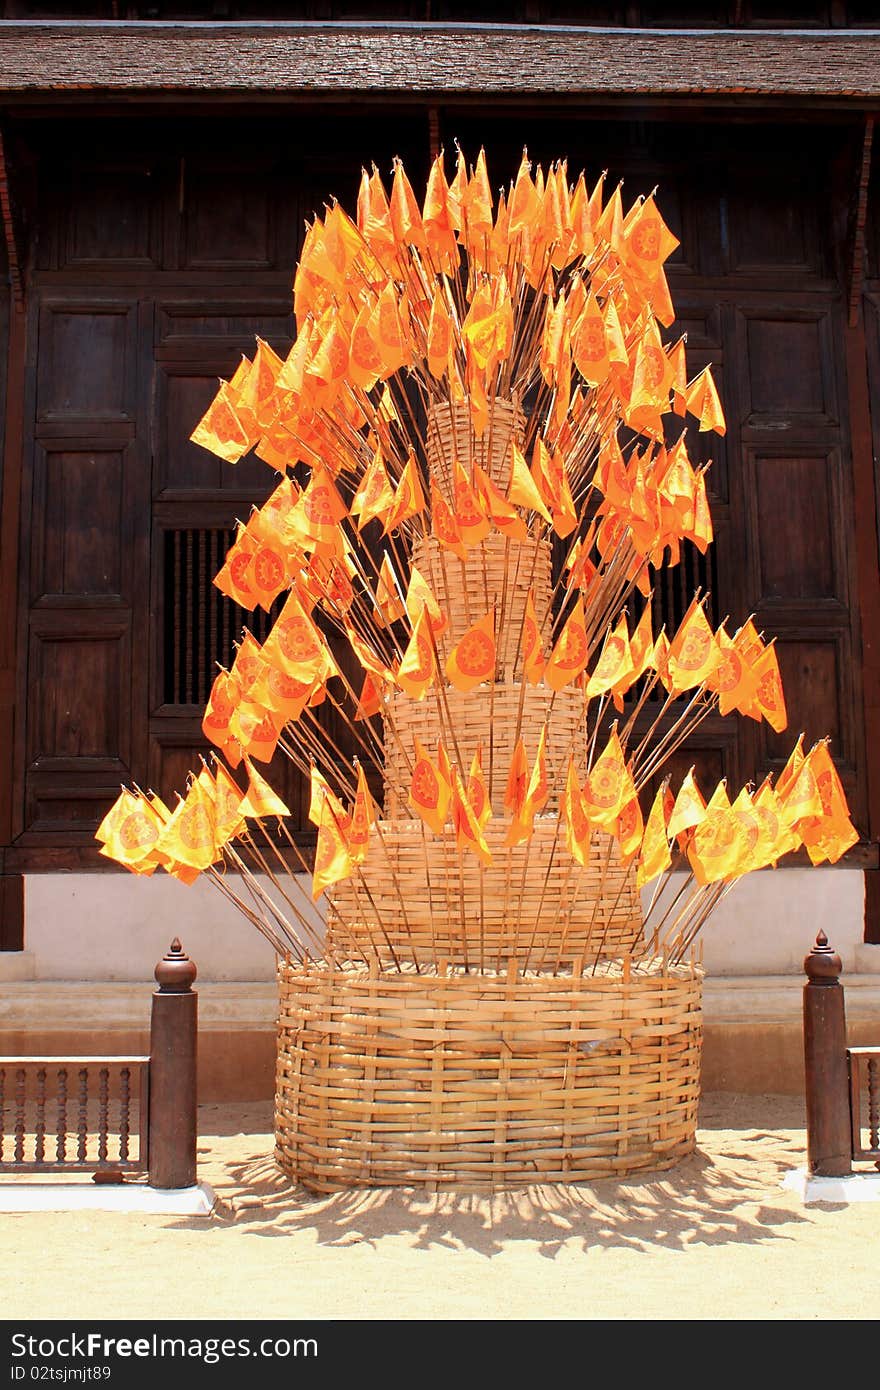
[{"x1": 0, "y1": 1181, "x2": 215, "y2": 1215}]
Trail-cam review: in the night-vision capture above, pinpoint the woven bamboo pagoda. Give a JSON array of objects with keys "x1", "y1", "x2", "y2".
[{"x1": 98, "y1": 149, "x2": 859, "y2": 1191}]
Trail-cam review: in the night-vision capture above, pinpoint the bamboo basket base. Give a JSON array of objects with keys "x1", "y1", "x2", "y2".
[{"x1": 275, "y1": 958, "x2": 703, "y2": 1192}]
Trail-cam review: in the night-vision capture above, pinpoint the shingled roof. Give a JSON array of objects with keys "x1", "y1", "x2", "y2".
[{"x1": 0, "y1": 22, "x2": 879, "y2": 100}]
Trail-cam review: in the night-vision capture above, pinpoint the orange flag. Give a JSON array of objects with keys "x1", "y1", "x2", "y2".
[
  {"x1": 520, "y1": 589, "x2": 546, "y2": 686},
  {"x1": 623, "y1": 193, "x2": 680, "y2": 282},
  {"x1": 561, "y1": 755, "x2": 591, "y2": 867},
  {"x1": 376, "y1": 553, "x2": 406, "y2": 624},
  {"x1": 240, "y1": 757, "x2": 290, "y2": 820},
  {"x1": 586, "y1": 614, "x2": 635, "y2": 699},
  {"x1": 667, "y1": 598, "x2": 721, "y2": 693},
  {"x1": 347, "y1": 763, "x2": 375, "y2": 866},
  {"x1": 426, "y1": 292, "x2": 453, "y2": 378},
  {"x1": 446, "y1": 610, "x2": 496, "y2": 693},
  {"x1": 265, "y1": 592, "x2": 333, "y2": 686},
  {"x1": 505, "y1": 725, "x2": 549, "y2": 847},
  {"x1": 312, "y1": 797, "x2": 354, "y2": 900},
  {"x1": 753, "y1": 778, "x2": 800, "y2": 866},
  {"x1": 430, "y1": 481, "x2": 468, "y2": 560},
  {"x1": 156, "y1": 778, "x2": 218, "y2": 873},
  {"x1": 405, "y1": 565, "x2": 447, "y2": 637},
  {"x1": 667, "y1": 768, "x2": 707, "y2": 844},
  {"x1": 508, "y1": 443, "x2": 552, "y2": 524},
  {"x1": 97, "y1": 789, "x2": 164, "y2": 874},
  {"x1": 452, "y1": 766, "x2": 492, "y2": 866},
  {"x1": 685, "y1": 367, "x2": 726, "y2": 435},
  {"x1": 689, "y1": 782, "x2": 749, "y2": 885},
  {"x1": 474, "y1": 462, "x2": 528, "y2": 542},
  {"x1": 636, "y1": 781, "x2": 673, "y2": 888},
  {"x1": 545, "y1": 595, "x2": 589, "y2": 691},
  {"x1": 352, "y1": 447, "x2": 395, "y2": 529},
  {"x1": 504, "y1": 738, "x2": 529, "y2": 821},
  {"x1": 384, "y1": 453, "x2": 426, "y2": 533},
  {"x1": 397, "y1": 606, "x2": 437, "y2": 700},
  {"x1": 582, "y1": 728, "x2": 635, "y2": 829},
  {"x1": 615, "y1": 794, "x2": 644, "y2": 867},
  {"x1": 409, "y1": 737, "x2": 452, "y2": 835},
  {"x1": 466, "y1": 745, "x2": 492, "y2": 832},
  {"x1": 708, "y1": 625, "x2": 759, "y2": 717},
  {"x1": 190, "y1": 382, "x2": 252, "y2": 463},
  {"x1": 452, "y1": 462, "x2": 491, "y2": 547},
  {"x1": 750, "y1": 643, "x2": 788, "y2": 733}
]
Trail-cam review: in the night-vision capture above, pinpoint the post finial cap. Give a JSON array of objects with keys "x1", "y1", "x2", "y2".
[
  {"x1": 155, "y1": 938, "x2": 197, "y2": 993},
  {"x1": 804, "y1": 929, "x2": 842, "y2": 985}
]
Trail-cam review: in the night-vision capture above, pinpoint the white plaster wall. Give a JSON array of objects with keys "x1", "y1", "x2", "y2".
[
  {"x1": 24, "y1": 866, "x2": 864, "y2": 981},
  {"x1": 640, "y1": 868, "x2": 865, "y2": 976},
  {"x1": 25, "y1": 872, "x2": 325, "y2": 983}
]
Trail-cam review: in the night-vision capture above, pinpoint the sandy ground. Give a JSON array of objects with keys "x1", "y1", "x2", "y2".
[{"x1": 2, "y1": 1093, "x2": 877, "y2": 1322}]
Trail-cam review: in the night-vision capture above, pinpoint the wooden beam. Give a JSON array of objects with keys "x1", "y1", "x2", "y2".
[
  {"x1": 2, "y1": 23, "x2": 880, "y2": 100},
  {"x1": 848, "y1": 115, "x2": 874, "y2": 329}
]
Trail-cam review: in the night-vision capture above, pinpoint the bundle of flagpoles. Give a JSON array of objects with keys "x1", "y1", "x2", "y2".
[{"x1": 96, "y1": 148, "x2": 858, "y2": 976}]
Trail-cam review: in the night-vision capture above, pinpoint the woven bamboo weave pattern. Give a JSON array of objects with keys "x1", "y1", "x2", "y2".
[
  {"x1": 382, "y1": 682, "x2": 586, "y2": 815},
  {"x1": 426, "y1": 398, "x2": 525, "y2": 495},
  {"x1": 325, "y1": 818, "x2": 643, "y2": 970},
  {"x1": 275, "y1": 959, "x2": 703, "y2": 1192},
  {"x1": 411, "y1": 532, "x2": 554, "y2": 676}
]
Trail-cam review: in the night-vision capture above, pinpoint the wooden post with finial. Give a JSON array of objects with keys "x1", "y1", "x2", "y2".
[
  {"x1": 148, "y1": 938, "x2": 198, "y2": 1189},
  {"x1": 803, "y1": 929, "x2": 852, "y2": 1177}
]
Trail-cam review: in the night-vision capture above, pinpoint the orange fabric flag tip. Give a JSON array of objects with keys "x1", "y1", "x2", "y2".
[
  {"x1": 622, "y1": 193, "x2": 680, "y2": 282},
  {"x1": 430, "y1": 480, "x2": 468, "y2": 559},
  {"x1": 614, "y1": 795, "x2": 644, "y2": 868},
  {"x1": 446, "y1": 610, "x2": 496, "y2": 693},
  {"x1": 474, "y1": 462, "x2": 529, "y2": 542},
  {"x1": 689, "y1": 799, "x2": 749, "y2": 886},
  {"x1": 636, "y1": 781, "x2": 673, "y2": 888},
  {"x1": 426, "y1": 291, "x2": 453, "y2": 379},
  {"x1": 452, "y1": 766, "x2": 493, "y2": 866},
  {"x1": 157, "y1": 779, "x2": 219, "y2": 873},
  {"x1": 520, "y1": 589, "x2": 546, "y2": 686},
  {"x1": 561, "y1": 755, "x2": 591, "y2": 867},
  {"x1": 354, "y1": 672, "x2": 383, "y2": 721},
  {"x1": 690, "y1": 469, "x2": 714, "y2": 553},
  {"x1": 799, "y1": 743, "x2": 859, "y2": 864},
  {"x1": 751, "y1": 643, "x2": 788, "y2": 734},
  {"x1": 211, "y1": 762, "x2": 247, "y2": 845},
  {"x1": 508, "y1": 443, "x2": 552, "y2": 524},
  {"x1": 452, "y1": 461, "x2": 491, "y2": 547},
  {"x1": 545, "y1": 595, "x2": 589, "y2": 692},
  {"x1": 229, "y1": 704, "x2": 283, "y2": 765},
  {"x1": 190, "y1": 382, "x2": 252, "y2": 463},
  {"x1": 466, "y1": 745, "x2": 492, "y2": 831},
  {"x1": 265, "y1": 591, "x2": 331, "y2": 685},
  {"x1": 376, "y1": 552, "x2": 406, "y2": 624},
  {"x1": 405, "y1": 564, "x2": 448, "y2": 637},
  {"x1": 775, "y1": 733, "x2": 805, "y2": 802},
  {"x1": 667, "y1": 597, "x2": 722, "y2": 693},
  {"x1": 347, "y1": 763, "x2": 375, "y2": 866},
  {"x1": 667, "y1": 768, "x2": 707, "y2": 843},
  {"x1": 504, "y1": 738, "x2": 529, "y2": 820},
  {"x1": 384, "y1": 453, "x2": 426, "y2": 533},
  {"x1": 571, "y1": 291, "x2": 611, "y2": 386},
  {"x1": 240, "y1": 757, "x2": 290, "y2": 820},
  {"x1": 409, "y1": 736, "x2": 452, "y2": 835},
  {"x1": 97, "y1": 789, "x2": 165, "y2": 873},
  {"x1": 583, "y1": 728, "x2": 635, "y2": 830},
  {"x1": 312, "y1": 798, "x2": 354, "y2": 900},
  {"x1": 586, "y1": 614, "x2": 635, "y2": 699},
  {"x1": 748, "y1": 779, "x2": 795, "y2": 867},
  {"x1": 202, "y1": 668, "x2": 242, "y2": 749},
  {"x1": 685, "y1": 366, "x2": 726, "y2": 435},
  {"x1": 780, "y1": 744, "x2": 826, "y2": 828},
  {"x1": 307, "y1": 765, "x2": 348, "y2": 831},
  {"x1": 397, "y1": 605, "x2": 437, "y2": 700},
  {"x1": 708, "y1": 625, "x2": 759, "y2": 717},
  {"x1": 352, "y1": 447, "x2": 395, "y2": 530}
]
